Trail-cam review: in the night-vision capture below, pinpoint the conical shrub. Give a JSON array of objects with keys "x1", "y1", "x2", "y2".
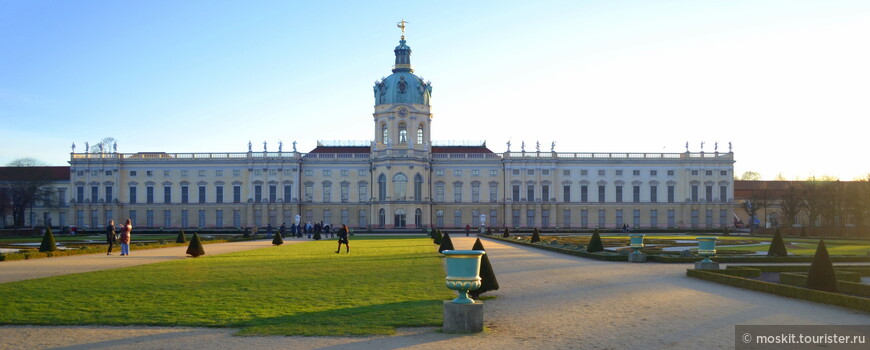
[
  {"x1": 438, "y1": 232, "x2": 455, "y2": 253},
  {"x1": 176, "y1": 230, "x2": 187, "y2": 243},
  {"x1": 38, "y1": 226, "x2": 58, "y2": 252},
  {"x1": 502, "y1": 227, "x2": 510, "y2": 238},
  {"x1": 530, "y1": 227, "x2": 541, "y2": 243},
  {"x1": 806, "y1": 240, "x2": 838, "y2": 292},
  {"x1": 767, "y1": 228, "x2": 788, "y2": 257},
  {"x1": 470, "y1": 238, "x2": 499, "y2": 300},
  {"x1": 432, "y1": 229, "x2": 443, "y2": 245},
  {"x1": 186, "y1": 232, "x2": 205, "y2": 257},
  {"x1": 272, "y1": 230, "x2": 284, "y2": 245},
  {"x1": 587, "y1": 228, "x2": 604, "y2": 253}
]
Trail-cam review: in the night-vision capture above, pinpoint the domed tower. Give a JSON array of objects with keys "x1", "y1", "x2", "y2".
[{"x1": 372, "y1": 23, "x2": 433, "y2": 152}]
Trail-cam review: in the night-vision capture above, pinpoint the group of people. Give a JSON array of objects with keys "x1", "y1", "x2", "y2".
[{"x1": 106, "y1": 219, "x2": 133, "y2": 256}]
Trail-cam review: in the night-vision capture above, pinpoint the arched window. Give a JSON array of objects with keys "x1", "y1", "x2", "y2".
[
  {"x1": 414, "y1": 174, "x2": 423, "y2": 201},
  {"x1": 378, "y1": 174, "x2": 386, "y2": 201},
  {"x1": 417, "y1": 125, "x2": 424, "y2": 144},
  {"x1": 393, "y1": 173, "x2": 407, "y2": 200},
  {"x1": 398, "y1": 123, "x2": 407, "y2": 143},
  {"x1": 381, "y1": 124, "x2": 388, "y2": 144},
  {"x1": 394, "y1": 208, "x2": 406, "y2": 228},
  {"x1": 415, "y1": 208, "x2": 422, "y2": 228},
  {"x1": 379, "y1": 208, "x2": 386, "y2": 228}
]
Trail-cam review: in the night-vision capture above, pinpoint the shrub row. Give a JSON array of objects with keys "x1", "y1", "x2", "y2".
[
  {"x1": 487, "y1": 236, "x2": 627, "y2": 261},
  {"x1": 687, "y1": 269, "x2": 870, "y2": 313},
  {"x1": 779, "y1": 272, "x2": 870, "y2": 298},
  {"x1": 0, "y1": 240, "x2": 227, "y2": 262}
]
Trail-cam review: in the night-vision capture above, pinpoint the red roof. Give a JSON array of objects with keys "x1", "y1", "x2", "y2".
[
  {"x1": 0, "y1": 166, "x2": 70, "y2": 181},
  {"x1": 431, "y1": 146, "x2": 494, "y2": 154},
  {"x1": 307, "y1": 146, "x2": 371, "y2": 154}
]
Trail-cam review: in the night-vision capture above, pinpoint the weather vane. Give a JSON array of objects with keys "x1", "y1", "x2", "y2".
[{"x1": 397, "y1": 19, "x2": 408, "y2": 38}]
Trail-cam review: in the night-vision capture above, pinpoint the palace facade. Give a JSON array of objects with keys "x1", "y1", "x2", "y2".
[{"x1": 10, "y1": 32, "x2": 736, "y2": 231}]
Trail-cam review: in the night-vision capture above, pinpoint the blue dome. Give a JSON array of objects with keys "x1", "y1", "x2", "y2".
[
  {"x1": 373, "y1": 37, "x2": 432, "y2": 106},
  {"x1": 374, "y1": 72, "x2": 431, "y2": 105}
]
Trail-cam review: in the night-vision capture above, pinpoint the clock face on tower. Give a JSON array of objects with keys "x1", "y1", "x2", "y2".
[{"x1": 397, "y1": 107, "x2": 408, "y2": 118}]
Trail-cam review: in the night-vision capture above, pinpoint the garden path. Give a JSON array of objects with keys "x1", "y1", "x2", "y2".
[{"x1": 1, "y1": 236, "x2": 868, "y2": 349}]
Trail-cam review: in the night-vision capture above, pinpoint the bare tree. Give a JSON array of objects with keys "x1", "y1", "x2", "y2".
[
  {"x1": 800, "y1": 178, "x2": 825, "y2": 229},
  {"x1": 740, "y1": 171, "x2": 762, "y2": 181},
  {"x1": 0, "y1": 158, "x2": 58, "y2": 228},
  {"x1": 779, "y1": 182, "x2": 803, "y2": 227}
]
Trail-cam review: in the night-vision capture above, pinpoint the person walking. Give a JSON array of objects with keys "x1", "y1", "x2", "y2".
[
  {"x1": 106, "y1": 220, "x2": 117, "y2": 255},
  {"x1": 279, "y1": 223, "x2": 286, "y2": 238},
  {"x1": 266, "y1": 223, "x2": 273, "y2": 239},
  {"x1": 119, "y1": 218, "x2": 132, "y2": 256},
  {"x1": 336, "y1": 224, "x2": 350, "y2": 254},
  {"x1": 465, "y1": 224, "x2": 471, "y2": 237}
]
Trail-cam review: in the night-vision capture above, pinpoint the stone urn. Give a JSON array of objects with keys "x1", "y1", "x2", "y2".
[
  {"x1": 694, "y1": 237, "x2": 720, "y2": 269},
  {"x1": 629, "y1": 234, "x2": 645, "y2": 253},
  {"x1": 442, "y1": 250, "x2": 486, "y2": 304}
]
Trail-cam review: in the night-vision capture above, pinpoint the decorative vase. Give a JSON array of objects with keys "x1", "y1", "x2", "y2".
[
  {"x1": 696, "y1": 237, "x2": 718, "y2": 263},
  {"x1": 629, "y1": 234, "x2": 645, "y2": 254},
  {"x1": 442, "y1": 250, "x2": 486, "y2": 304}
]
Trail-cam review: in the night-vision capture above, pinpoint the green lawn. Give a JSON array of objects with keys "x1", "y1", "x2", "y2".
[{"x1": 0, "y1": 238, "x2": 453, "y2": 336}]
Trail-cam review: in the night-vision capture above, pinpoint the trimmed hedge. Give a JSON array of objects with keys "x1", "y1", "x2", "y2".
[
  {"x1": 0, "y1": 239, "x2": 228, "y2": 262},
  {"x1": 687, "y1": 269, "x2": 870, "y2": 313},
  {"x1": 779, "y1": 272, "x2": 869, "y2": 299},
  {"x1": 488, "y1": 235, "x2": 627, "y2": 261}
]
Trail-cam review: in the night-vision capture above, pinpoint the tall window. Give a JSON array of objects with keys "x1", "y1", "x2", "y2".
[
  {"x1": 453, "y1": 183, "x2": 462, "y2": 202},
  {"x1": 705, "y1": 185, "x2": 713, "y2": 202},
  {"x1": 164, "y1": 210, "x2": 171, "y2": 228},
  {"x1": 435, "y1": 183, "x2": 444, "y2": 202},
  {"x1": 615, "y1": 209, "x2": 624, "y2": 227},
  {"x1": 216, "y1": 186, "x2": 224, "y2": 203},
  {"x1": 146, "y1": 209, "x2": 154, "y2": 228},
  {"x1": 527, "y1": 184, "x2": 534, "y2": 201},
  {"x1": 720, "y1": 185, "x2": 728, "y2": 203},
  {"x1": 650, "y1": 185, "x2": 658, "y2": 203},
  {"x1": 198, "y1": 186, "x2": 206, "y2": 203},
  {"x1": 512, "y1": 185, "x2": 520, "y2": 201},
  {"x1": 633, "y1": 185, "x2": 640, "y2": 203},
  {"x1": 105, "y1": 186, "x2": 113, "y2": 203},
  {"x1": 563, "y1": 185, "x2": 570, "y2": 203},
  {"x1": 304, "y1": 184, "x2": 313, "y2": 201},
  {"x1": 633, "y1": 209, "x2": 640, "y2": 227},
  {"x1": 254, "y1": 185, "x2": 263, "y2": 202},
  {"x1": 668, "y1": 209, "x2": 675, "y2": 228},
  {"x1": 359, "y1": 209, "x2": 367, "y2": 228},
  {"x1": 198, "y1": 210, "x2": 206, "y2": 228},
  {"x1": 129, "y1": 210, "x2": 136, "y2": 226},
  {"x1": 526, "y1": 209, "x2": 535, "y2": 227},
  {"x1": 541, "y1": 209, "x2": 549, "y2": 228},
  {"x1": 651, "y1": 209, "x2": 658, "y2": 228},
  {"x1": 512, "y1": 209, "x2": 520, "y2": 228},
  {"x1": 393, "y1": 174, "x2": 407, "y2": 200},
  {"x1": 284, "y1": 185, "x2": 292, "y2": 202},
  {"x1": 379, "y1": 208, "x2": 385, "y2": 228},
  {"x1": 667, "y1": 185, "x2": 675, "y2": 203},
  {"x1": 615, "y1": 186, "x2": 623, "y2": 203},
  {"x1": 233, "y1": 209, "x2": 240, "y2": 228},
  {"x1": 359, "y1": 183, "x2": 368, "y2": 202},
  {"x1": 216, "y1": 209, "x2": 223, "y2": 228},
  {"x1": 323, "y1": 182, "x2": 332, "y2": 202},
  {"x1": 414, "y1": 174, "x2": 423, "y2": 201},
  {"x1": 489, "y1": 183, "x2": 498, "y2": 202},
  {"x1": 415, "y1": 208, "x2": 422, "y2": 228},
  {"x1": 146, "y1": 186, "x2": 154, "y2": 204},
  {"x1": 341, "y1": 183, "x2": 349, "y2": 203},
  {"x1": 381, "y1": 124, "x2": 388, "y2": 143},
  {"x1": 581, "y1": 209, "x2": 589, "y2": 228},
  {"x1": 164, "y1": 186, "x2": 171, "y2": 203},
  {"x1": 541, "y1": 185, "x2": 549, "y2": 202},
  {"x1": 598, "y1": 209, "x2": 606, "y2": 228},
  {"x1": 581, "y1": 185, "x2": 588, "y2": 203},
  {"x1": 471, "y1": 183, "x2": 480, "y2": 203},
  {"x1": 182, "y1": 210, "x2": 189, "y2": 228},
  {"x1": 691, "y1": 185, "x2": 699, "y2": 202},
  {"x1": 129, "y1": 186, "x2": 137, "y2": 204},
  {"x1": 598, "y1": 185, "x2": 606, "y2": 203},
  {"x1": 233, "y1": 185, "x2": 241, "y2": 203},
  {"x1": 181, "y1": 185, "x2": 189, "y2": 203},
  {"x1": 76, "y1": 186, "x2": 84, "y2": 203},
  {"x1": 269, "y1": 185, "x2": 277, "y2": 203},
  {"x1": 91, "y1": 186, "x2": 98, "y2": 203},
  {"x1": 417, "y1": 125, "x2": 424, "y2": 144},
  {"x1": 454, "y1": 210, "x2": 462, "y2": 228},
  {"x1": 398, "y1": 123, "x2": 407, "y2": 143},
  {"x1": 378, "y1": 174, "x2": 386, "y2": 201},
  {"x1": 394, "y1": 208, "x2": 406, "y2": 228}
]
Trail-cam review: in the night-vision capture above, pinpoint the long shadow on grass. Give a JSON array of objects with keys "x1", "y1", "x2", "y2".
[{"x1": 233, "y1": 300, "x2": 446, "y2": 337}]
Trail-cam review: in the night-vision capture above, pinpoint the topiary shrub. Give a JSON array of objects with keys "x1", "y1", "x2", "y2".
[
  {"x1": 176, "y1": 230, "x2": 187, "y2": 244},
  {"x1": 530, "y1": 227, "x2": 541, "y2": 243},
  {"x1": 38, "y1": 226, "x2": 57, "y2": 252},
  {"x1": 432, "y1": 229, "x2": 443, "y2": 245},
  {"x1": 767, "y1": 228, "x2": 788, "y2": 257},
  {"x1": 272, "y1": 230, "x2": 284, "y2": 245},
  {"x1": 186, "y1": 232, "x2": 206, "y2": 257},
  {"x1": 587, "y1": 228, "x2": 604, "y2": 253},
  {"x1": 470, "y1": 238, "x2": 499, "y2": 300},
  {"x1": 438, "y1": 232, "x2": 455, "y2": 253},
  {"x1": 502, "y1": 227, "x2": 510, "y2": 238},
  {"x1": 806, "y1": 239, "x2": 837, "y2": 292}
]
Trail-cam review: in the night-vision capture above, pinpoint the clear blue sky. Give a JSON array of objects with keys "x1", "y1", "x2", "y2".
[{"x1": 2, "y1": 0, "x2": 869, "y2": 180}]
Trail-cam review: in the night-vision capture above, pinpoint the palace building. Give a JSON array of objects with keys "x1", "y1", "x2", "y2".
[{"x1": 10, "y1": 30, "x2": 736, "y2": 232}]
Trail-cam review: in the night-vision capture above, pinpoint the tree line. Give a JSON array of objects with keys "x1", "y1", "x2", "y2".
[{"x1": 742, "y1": 178, "x2": 870, "y2": 230}]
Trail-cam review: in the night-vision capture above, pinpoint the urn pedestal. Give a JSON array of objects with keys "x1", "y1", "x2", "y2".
[
  {"x1": 442, "y1": 249, "x2": 486, "y2": 333},
  {"x1": 628, "y1": 234, "x2": 646, "y2": 263}
]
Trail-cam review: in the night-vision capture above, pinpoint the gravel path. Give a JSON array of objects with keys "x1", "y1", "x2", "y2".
[{"x1": 1, "y1": 236, "x2": 868, "y2": 349}]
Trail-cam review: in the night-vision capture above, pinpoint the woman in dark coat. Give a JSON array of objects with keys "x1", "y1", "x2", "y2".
[
  {"x1": 336, "y1": 224, "x2": 350, "y2": 254},
  {"x1": 106, "y1": 220, "x2": 117, "y2": 255}
]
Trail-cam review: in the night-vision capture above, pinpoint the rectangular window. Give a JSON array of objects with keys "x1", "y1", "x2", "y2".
[
  {"x1": 720, "y1": 170, "x2": 728, "y2": 176},
  {"x1": 164, "y1": 186, "x2": 171, "y2": 203},
  {"x1": 359, "y1": 209, "x2": 367, "y2": 228},
  {"x1": 323, "y1": 170, "x2": 331, "y2": 177},
  {"x1": 198, "y1": 186, "x2": 206, "y2": 203},
  {"x1": 720, "y1": 209, "x2": 728, "y2": 227},
  {"x1": 146, "y1": 170, "x2": 153, "y2": 177},
  {"x1": 526, "y1": 209, "x2": 535, "y2": 227},
  {"x1": 691, "y1": 185, "x2": 699, "y2": 202},
  {"x1": 254, "y1": 169, "x2": 262, "y2": 176},
  {"x1": 691, "y1": 170, "x2": 699, "y2": 176},
  {"x1": 181, "y1": 170, "x2": 188, "y2": 177},
  {"x1": 105, "y1": 186, "x2": 113, "y2": 203},
  {"x1": 633, "y1": 170, "x2": 640, "y2": 176},
  {"x1": 691, "y1": 209, "x2": 699, "y2": 228},
  {"x1": 598, "y1": 170, "x2": 605, "y2": 176},
  {"x1": 581, "y1": 209, "x2": 589, "y2": 228},
  {"x1": 436, "y1": 170, "x2": 444, "y2": 176},
  {"x1": 562, "y1": 209, "x2": 571, "y2": 228},
  {"x1": 304, "y1": 184, "x2": 313, "y2": 202},
  {"x1": 527, "y1": 184, "x2": 534, "y2": 201},
  {"x1": 563, "y1": 170, "x2": 571, "y2": 176},
  {"x1": 146, "y1": 186, "x2": 154, "y2": 204},
  {"x1": 616, "y1": 170, "x2": 623, "y2": 176},
  {"x1": 254, "y1": 185, "x2": 262, "y2": 202},
  {"x1": 563, "y1": 185, "x2": 570, "y2": 203},
  {"x1": 668, "y1": 209, "x2": 675, "y2": 228},
  {"x1": 164, "y1": 170, "x2": 171, "y2": 177},
  {"x1": 615, "y1": 186, "x2": 623, "y2": 203},
  {"x1": 633, "y1": 209, "x2": 640, "y2": 228},
  {"x1": 129, "y1": 210, "x2": 136, "y2": 227},
  {"x1": 130, "y1": 170, "x2": 137, "y2": 177},
  {"x1": 454, "y1": 210, "x2": 462, "y2": 228},
  {"x1": 598, "y1": 185, "x2": 606, "y2": 203},
  {"x1": 129, "y1": 186, "x2": 136, "y2": 204},
  {"x1": 198, "y1": 210, "x2": 205, "y2": 228},
  {"x1": 233, "y1": 210, "x2": 240, "y2": 228},
  {"x1": 615, "y1": 209, "x2": 623, "y2": 227},
  {"x1": 706, "y1": 170, "x2": 713, "y2": 176},
  {"x1": 164, "y1": 210, "x2": 172, "y2": 228},
  {"x1": 181, "y1": 210, "x2": 188, "y2": 228},
  {"x1": 359, "y1": 184, "x2": 368, "y2": 202},
  {"x1": 359, "y1": 169, "x2": 367, "y2": 176},
  {"x1": 453, "y1": 184, "x2": 462, "y2": 203},
  {"x1": 199, "y1": 170, "x2": 206, "y2": 177},
  {"x1": 580, "y1": 185, "x2": 588, "y2": 203},
  {"x1": 489, "y1": 183, "x2": 498, "y2": 202},
  {"x1": 489, "y1": 209, "x2": 498, "y2": 227},
  {"x1": 146, "y1": 210, "x2": 154, "y2": 228},
  {"x1": 471, "y1": 170, "x2": 480, "y2": 176},
  {"x1": 233, "y1": 185, "x2": 241, "y2": 203},
  {"x1": 284, "y1": 185, "x2": 292, "y2": 202},
  {"x1": 181, "y1": 185, "x2": 189, "y2": 204},
  {"x1": 269, "y1": 169, "x2": 277, "y2": 176},
  {"x1": 650, "y1": 170, "x2": 657, "y2": 176},
  {"x1": 526, "y1": 169, "x2": 534, "y2": 175},
  {"x1": 233, "y1": 170, "x2": 241, "y2": 177},
  {"x1": 216, "y1": 209, "x2": 223, "y2": 228},
  {"x1": 77, "y1": 186, "x2": 85, "y2": 203},
  {"x1": 216, "y1": 186, "x2": 224, "y2": 203},
  {"x1": 216, "y1": 170, "x2": 223, "y2": 177},
  {"x1": 541, "y1": 185, "x2": 549, "y2": 202},
  {"x1": 304, "y1": 170, "x2": 313, "y2": 177},
  {"x1": 651, "y1": 209, "x2": 658, "y2": 228},
  {"x1": 511, "y1": 185, "x2": 520, "y2": 202},
  {"x1": 512, "y1": 209, "x2": 520, "y2": 228},
  {"x1": 633, "y1": 185, "x2": 640, "y2": 203},
  {"x1": 91, "y1": 186, "x2": 99, "y2": 203},
  {"x1": 542, "y1": 169, "x2": 550, "y2": 175},
  {"x1": 667, "y1": 186, "x2": 675, "y2": 203},
  {"x1": 650, "y1": 185, "x2": 658, "y2": 203},
  {"x1": 269, "y1": 185, "x2": 277, "y2": 203},
  {"x1": 341, "y1": 209, "x2": 349, "y2": 225},
  {"x1": 667, "y1": 170, "x2": 675, "y2": 176},
  {"x1": 705, "y1": 185, "x2": 713, "y2": 202},
  {"x1": 340, "y1": 170, "x2": 349, "y2": 177},
  {"x1": 58, "y1": 188, "x2": 66, "y2": 206},
  {"x1": 705, "y1": 209, "x2": 713, "y2": 228},
  {"x1": 720, "y1": 185, "x2": 728, "y2": 203},
  {"x1": 512, "y1": 169, "x2": 520, "y2": 176},
  {"x1": 471, "y1": 184, "x2": 480, "y2": 203},
  {"x1": 581, "y1": 170, "x2": 588, "y2": 176},
  {"x1": 598, "y1": 209, "x2": 606, "y2": 228},
  {"x1": 323, "y1": 184, "x2": 331, "y2": 202},
  {"x1": 454, "y1": 170, "x2": 462, "y2": 176},
  {"x1": 490, "y1": 170, "x2": 498, "y2": 176}
]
